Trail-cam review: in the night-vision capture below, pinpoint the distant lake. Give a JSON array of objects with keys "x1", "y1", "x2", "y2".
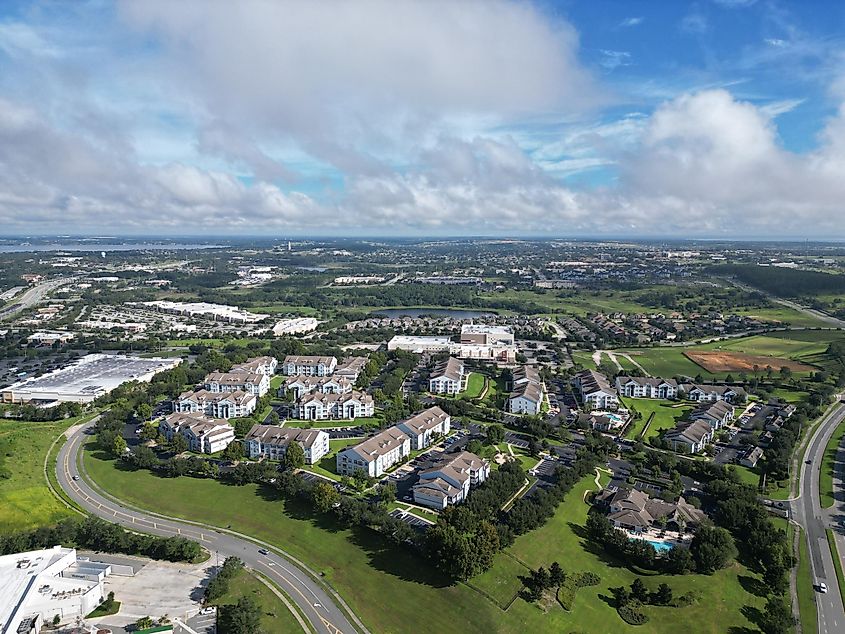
[
  {"x1": 0, "y1": 243, "x2": 221, "y2": 253},
  {"x1": 370, "y1": 308, "x2": 494, "y2": 319}
]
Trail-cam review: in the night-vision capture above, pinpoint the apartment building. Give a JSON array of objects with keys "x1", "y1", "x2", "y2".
[
  {"x1": 334, "y1": 356, "x2": 369, "y2": 382},
  {"x1": 615, "y1": 376, "x2": 679, "y2": 399},
  {"x1": 281, "y1": 355, "x2": 337, "y2": 377},
  {"x1": 231, "y1": 355, "x2": 278, "y2": 376},
  {"x1": 174, "y1": 388, "x2": 257, "y2": 419},
  {"x1": 396, "y1": 406, "x2": 451, "y2": 450},
  {"x1": 664, "y1": 420, "x2": 713, "y2": 454},
  {"x1": 412, "y1": 451, "x2": 490, "y2": 510},
  {"x1": 508, "y1": 365, "x2": 545, "y2": 415},
  {"x1": 244, "y1": 424, "x2": 329, "y2": 464},
  {"x1": 294, "y1": 390, "x2": 374, "y2": 420},
  {"x1": 689, "y1": 400, "x2": 735, "y2": 429},
  {"x1": 428, "y1": 357, "x2": 466, "y2": 394},
  {"x1": 158, "y1": 412, "x2": 235, "y2": 454},
  {"x1": 574, "y1": 370, "x2": 619, "y2": 410},
  {"x1": 337, "y1": 427, "x2": 411, "y2": 477},
  {"x1": 681, "y1": 384, "x2": 747, "y2": 404},
  {"x1": 281, "y1": 375, "x2": 353, "y2": 399},
  {"x1": 204, "y1": 371, "x2": 270, "y2": 397}
]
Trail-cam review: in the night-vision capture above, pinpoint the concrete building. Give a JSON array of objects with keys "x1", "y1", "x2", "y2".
[
  {"x1": 574, "y1": 370, "x2": 619, "y2": 410},
  {"x1": 334, "y1": 356, "x2": 369, "y2": 383},
  {"x1": 428, "y1": 357, "x2": 466, "y2": 394},
  {"x1": 1, "y1": 354, "x2": 181, "y2": 404},
  {"x1": 204, "y1": 371, "x2": 269, "y2": 397},
  {"x1": 294, "y1": 391, "x2": 374, "y2": 420},
  {"x1": 174, "y1": 389, "x2": 257, "y2": 419},
  {"x1": 396, "y1": 406, "x2": 451, "y2": 450},
  {"x1": 689, "y1": 400, "x2": 734, "y2": 429},
  {"x1": 272, "y1": 317, "x2": 320, "y2": 336},
  {"x1": 508, "y1": 365, "x2": 545, "y2": 415},
  {"x1": 664, "y1": 420, "x2": 713, "y2": 454},
  {"x1": 412, "y1": 451, "x2": 490, "y2": 510},
  {"x1": 615, "y1": 376, "x2": 679, "y2": 399},
  {"x1": 159, "y1": 412, "x2": 235, "y2": 454},
  {"x1": 26, "y1": 332, "x2": 75, "y2": 347},
  {"x1": 337, "y1": 427, "x2": 411, "y2": 477},
  {"x1": 460, "y1": 324, "x2": 515, "y2": 346},
  {"x1": 681, "y1": 384, "x2": 747, "y2": 404},
  {"x1": 387, "y1": 336, "x2": 452, "y2": 354},
  {"x1": 231, "y1": 356, "x2": 277, "y2": 376},
  {"x1": 140, "y1": 300, "x2": 267, "y2": 323},
  {"x1": 244, "y1": 424, "x2": 329, "y2": 465},
  {"x1": 281, "y1": 355, "x2": 337, "y2": 377},
  {"x1": 0, "y1": 546, "x2": 110, "y2": 634}
]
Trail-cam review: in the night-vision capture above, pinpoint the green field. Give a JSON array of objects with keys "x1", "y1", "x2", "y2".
[
  {"x1": 622, "y1": 398, "x2": 693, "y2": 441},
  {"x1": 211, "y1": 567, "x2": 305, "y2": 633},
  {"x1": 285, "y1": 416, "x2": 380, "y2": 429},
  {"x1": 571, "y1": 351, "x2": 598, "y2": 370},
  {"x1": 463, "y1": 372, "x2": 485, "y2": 399},
  {"x1": 304, "y1": 438, "x2": 361, "y2": 482},
  {"x1": 820, "y1": 418, "x2": 845, "y2": 508},
  {"x1": 0, "y1": 416, "x2": 92, "y2": 532},
  {"x1": 81, "y1": 444, "x2": 765, "y2": 634},
  {"x1": 621, "y1": 348, "x2": 719, "y2": 380}
]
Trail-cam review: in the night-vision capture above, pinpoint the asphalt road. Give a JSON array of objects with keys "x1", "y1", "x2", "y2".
[
  {"x1": 0, "y1": 277, "x2": 73, "y2": 320},
  {"x1": 794, "y1": 401, "x2": 845, "y2": 633},
  {"x1": 56, "y1": 422, "x2": 364, "y2": 634}
]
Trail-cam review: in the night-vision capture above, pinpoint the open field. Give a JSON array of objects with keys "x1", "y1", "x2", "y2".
[
  {"x1": 621, "y1": 348, "x2": 719, "y2": 379},
  {"x1": 463, "y1": 372, "x2": 485, "y2": 399},
  {"x1": 82, "y1": 444, "x2": 764, "y2": 634},
  {"x1": 684, "y1": 350, "x2": 815, "y2": 374},
  {"x1": 211, "y1": 567, "x2": 304, "y2": 633},
  {"x1": 622, "y1": 398, "x2": 693, "y2": 441},
  {"x1": 0, "y1": 416, "x2": 92, "y2": 532}
]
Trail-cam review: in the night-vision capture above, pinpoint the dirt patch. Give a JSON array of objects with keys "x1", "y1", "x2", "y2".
[{"x1": 684, "y1": 351, "x2": 815, "y2": 373}]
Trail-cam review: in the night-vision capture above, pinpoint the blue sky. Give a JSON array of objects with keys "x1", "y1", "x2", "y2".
[{"x1": 0, "y1": 0, "x2": 844, "y2": 237}]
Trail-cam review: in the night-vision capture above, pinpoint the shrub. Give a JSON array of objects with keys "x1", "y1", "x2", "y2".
[{"x1": 618, "y1": 601, "x2": 650, "y2": 626}]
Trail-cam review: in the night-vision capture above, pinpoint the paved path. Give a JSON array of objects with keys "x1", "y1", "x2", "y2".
[
  {"x1": 793, "y1": 401, "x2": 845, "y2": 633},
  {"x1": 56, "y1": 422, "x2": 366, "y2": 634}
]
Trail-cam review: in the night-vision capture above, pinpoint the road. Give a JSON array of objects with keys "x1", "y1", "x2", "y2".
[
  {"x1": 56, "y1": 422, "x2": 365, "y2": 634},
  {"x1": 794, "y1": 401, "x2": 845, "y2": 633},
  {"x1": 0, "y1": 277, "x2": 74, "y2": 320},
  {"x1": 729, "y1": 279, "x2": 845, "y2": 329}
]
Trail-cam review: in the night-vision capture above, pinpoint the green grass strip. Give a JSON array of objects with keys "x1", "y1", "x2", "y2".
[
  {"x1": 797, "y1": 527, "x2": 819, "y2": 634},
  {"x1": 825, "y1": 528, "x2": 845, "y2": 603},
  {"x1": 820, "y1": 417, "x2": 845, "y2": 508}
]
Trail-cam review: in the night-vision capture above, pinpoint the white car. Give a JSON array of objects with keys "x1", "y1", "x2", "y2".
[
  {"x1": 199, "y1": 607, "x2": 215, "y2": 615},
  {"x1": 818, "y1": 582, "x2": 828, "y2": 593}
]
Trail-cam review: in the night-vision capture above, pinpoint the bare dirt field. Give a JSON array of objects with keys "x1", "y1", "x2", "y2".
[{"x1": 684, "y1": 351, "x2": 816, "y2": 374}]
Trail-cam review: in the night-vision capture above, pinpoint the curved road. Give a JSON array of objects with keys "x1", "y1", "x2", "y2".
[
  {"x1": 56, "y1": 422, "x2": 364, "y2": 634},
  {"x1": 794, "y1": 400, "x2": 845, "y2": 633}
]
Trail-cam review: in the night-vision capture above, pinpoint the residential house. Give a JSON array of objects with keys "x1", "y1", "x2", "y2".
[
  {"x1": 158, "y1": 412, "x2": 235, "y2": 454},
  {"x1": 615, "y1": 376, "x2": 678, "y2": 399},
  {"x1": 281, "y1": 375, "x2": 353, "y2": 399},
  {"x1": 281, "y1": 355, "x2": 337, "y2": 377},
  {"x1": 595, "y1": 487, "x2": 706, "y2": 534},
  {"x1": 575, "y1": 370, "x2": 620, "y2": 410},
  {"x1": 739, "y1": 446, "x2": 764, "y2": 468},
  {"x1": 174, "y1": 389, "x2": 257, "y2": 419},
  {"x1": 412, "y1": 451, "x2": 490, "y2": 509},
  {"x1": 244, "y1": 424, "x2": 329, "y2": 464},
  {"x1": 664, "y1": 420, "x2": 713, "y2": 454},
  {"x1": 337, "y1": 427, "x2": 411, "y2": 477},
  {"x1": 428, "y1": 357, "x2": 466, "y2": 394},
  {"x1": 204, "y1": 371, "x2": 270, "y2": 397},
  {"x1": 294, "y1": 390, "x2": 374, "y2": 420},
  {"x1": 396, "y1": 406, "x2": 451, "y2": 450},
  {"x1": 334, "y1": 356, "x2": 369, "y2": 382}
]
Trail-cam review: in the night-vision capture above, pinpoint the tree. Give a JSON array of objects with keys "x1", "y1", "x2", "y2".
[
  {"x1": 219, "y1": 596, "x2": 262, "y2": 634},
  {"x1": 630, "y1": 578, "x2": 649, "y2": 602},
  {"x1": 110, "y1": 434, "x2": 127, "y2": 457},
  {"x1": 223, "y1": 441, "x2": 244, "y2": 461},
  {"x1": 172, "y1": 434, "x2": 188, "y2": 455},
  {"x1": 377, "y1": 481, "x2": 397, "y2": 505},
  {"x1": 549, "y1": 561, "x2": 565, "y2": 587},
  {"x1": 312, "y1": 481, "x2": 340, "y2": 512},
  {"x1": 757, "y1": 595, "x2": 795, "y2": 634},
  {"x1": 140, "y1": 422, "x2": 159, "y2": 442},
  {"x1": 653, "y1": 582, "x2": 673, "y2": 605},
  {"x1": 689, "y1": 525, "x2": 737, "y2": 573},
  {"x1": 134, "y1": 617, "x2": 154, "y2": 630},
  {"x1": 486, "y1": 424, "x2": 505, "y2": 445},
  {"x1": 467, "y1": 439, "x2": 483, "y2": 455},
  {"x1": 136, "y1": 403, "x2": 152, "y2": 421},
  {"x1": 283, "y1": 442, "x2": 305, "y2": 470}
]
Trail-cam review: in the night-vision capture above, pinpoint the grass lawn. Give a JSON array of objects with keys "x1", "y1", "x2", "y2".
[
  {"x1": 211, "y1": 567, "x2": 304, "y2": 633},
  {"x1": 733, "y1": 306, "x2": 835, "y2": 328},
  {"x1": 270, "y1": 375, "x2": 285, "y2": 390},
  {"x1": 0, "y1": 415, "x2": 94, "y2": 533},
  {"x1": 826, "y1": 529, "x2": 845, "y2": 603},
  {"x1": 797, "y1": 527, "x2": 819, "y2": 634},
  {"x1": 570, "y1": 351, "x2": 598, "y2": 371},
  {"x1": 620, "y1": 348, "x2": 720, "y2": 380},
  {"x1": 463, "y1": 373, "x2": 485, "y2": 400},
  {"x1": 729, "y1": 464, "x2": 761, "y2": 489},
  {"x1": 820, "y1": 418, "x2": 845, "y2": 508},
  {"x1": 622, "y1": 398, "x2": 692, "y2": 441},
  {"x1": 505, "y1": 473, "x2": 766, "y2": 633},
  {"x1": 304, "y1": 438, "x2": 361, "y2": 482},
  {"x1": 285, "y1": 417, "x2": 379, "y2": 429},
  {"x1": 467, "y1": 552, "x2": 529, "y2": 608}
]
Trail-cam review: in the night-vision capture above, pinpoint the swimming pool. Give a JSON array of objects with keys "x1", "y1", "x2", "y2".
[{"x1": 645, "y1": 539, "x2": 674, "y2": 553}]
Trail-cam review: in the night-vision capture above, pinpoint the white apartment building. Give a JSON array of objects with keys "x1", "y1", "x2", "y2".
[
  {"x1": 575, "y1": 370, "x2": 620, "y2": 410},
  {"x1": 282, "y1": 375, "x2": 353, "y2": 399},
  {"x1": 244, "y1": 424, "x2": 329, "y2": 465},
  {"x1": 428, "y1": 357, "x2": 466, "y2": 394},
  {"x1": 159, "y1": 412, "x2": 236, "y2": 454},
  {"x1": 281, "y1": 355, "x2": 337, "y2": 376},
  {"x1": 337, "y1": 427, "x2": 411, "y2": 477},
  {"x1": 294, "y1": 391, "x2": 374, "y2": 420},
  {"x1": 396, "y1": 406, "x2": 451, "y2": 450},
  {"x1": 334, "y1": 356, "x2": 369, "y2": 382},
  {"x1": 204, "y1": 371, "x2": 270, "y2": 397},
  {"x1": 615, "y1": 376, "x2": 679, "y2": 399},
  {"x1": 508, "y1": 365, "x2": 545, "y2": 415},
  {"x1": 174, "y1": 389, "x2": 257, "y2": 419},
  {"x1": 232, "y1": 356, "x2": 278, "y2": 376},
  {"x1": 412, "y1": 451, "x2": 490, "y2": 510}
]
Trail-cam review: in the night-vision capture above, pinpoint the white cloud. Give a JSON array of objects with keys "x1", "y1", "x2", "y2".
[
  {"x1": 619, "y1": 17, "x2": 643, "y2": 28},
  {"x1": 599, "y1": 50, "x2": 632, "y2": 71}
]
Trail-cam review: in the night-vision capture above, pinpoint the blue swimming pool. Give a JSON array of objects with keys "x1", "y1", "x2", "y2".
[{"x1": 645, "y1": 540, "x2": 674, "y2": 553}]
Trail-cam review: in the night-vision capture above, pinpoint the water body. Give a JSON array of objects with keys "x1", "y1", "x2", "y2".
[
  {"x1": 0, "y1": 243, "x2": 221, "y2": 253},
  {"x1": 370, "y1": 308, "x2": 494, "y2": 319}
]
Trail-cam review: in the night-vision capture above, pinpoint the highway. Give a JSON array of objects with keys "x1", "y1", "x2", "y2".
[
  {"x1": 56, "y1": 422, "x2": 365, "y2": 634},
  {"x1": 794, "y1": 400, "x2": 845, "y2": 633},
  {"x1": 0, "y1": 277, "x2": 74, "y2": 320}
]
